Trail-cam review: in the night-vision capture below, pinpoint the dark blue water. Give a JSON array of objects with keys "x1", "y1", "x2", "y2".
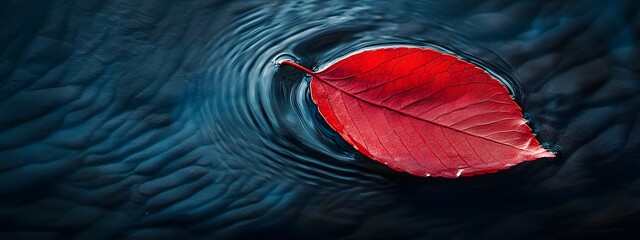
[{"x1": 1, "y1": 0, "x2": 639, "y2": 239}]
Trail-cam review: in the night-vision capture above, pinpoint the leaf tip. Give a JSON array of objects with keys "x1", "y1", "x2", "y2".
[{"x1": 540, "y1": 149, "x2": 557, "y2": 158}]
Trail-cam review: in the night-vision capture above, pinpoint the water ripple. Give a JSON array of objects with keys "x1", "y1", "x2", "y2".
[{"x1": 196, "y1": 1, "x2": 534, "y2": 186}]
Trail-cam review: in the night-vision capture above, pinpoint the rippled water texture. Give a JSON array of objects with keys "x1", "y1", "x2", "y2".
[{"x1": 1, "y1": 0, "x2": 640, "y2": 239}]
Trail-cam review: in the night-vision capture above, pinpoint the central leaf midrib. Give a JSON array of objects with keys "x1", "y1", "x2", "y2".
[{"x1": 316, "y1": 76, "x2": 536, "y2": 153}]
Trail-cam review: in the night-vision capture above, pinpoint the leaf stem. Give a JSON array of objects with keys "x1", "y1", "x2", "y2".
[{"x1": 280, "y1": 61, "x2": 316, "y2": 77}]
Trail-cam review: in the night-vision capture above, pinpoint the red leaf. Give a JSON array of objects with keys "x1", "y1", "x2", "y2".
[{"x1": 281, "y1": 47, "x2": 554, "y2": 178}]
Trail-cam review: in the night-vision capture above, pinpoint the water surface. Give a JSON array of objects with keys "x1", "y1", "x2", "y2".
[{"x1": 1, "y1": 0, "x2": 639, "y2": 239}]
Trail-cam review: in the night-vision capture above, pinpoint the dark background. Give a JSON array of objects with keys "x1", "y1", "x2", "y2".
[{"x1": 1, "y1": 0, "x2": 639, "y2": 239}]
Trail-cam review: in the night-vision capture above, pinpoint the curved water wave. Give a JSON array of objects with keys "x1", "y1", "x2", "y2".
[
  {"x1": 196, "y1": 1, "x2": 535, "y2": 186},
  {"x1": 1, "y1": 0, "x2": 638, "y2": 239}
]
